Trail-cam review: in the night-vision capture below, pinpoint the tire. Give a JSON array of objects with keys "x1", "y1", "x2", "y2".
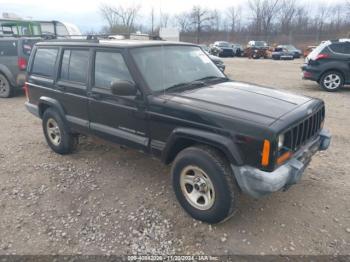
[
  {"x1": 42, "y1": 108, "x2": 78, "y2": 154},
  {"x1": 320, "y1": 71, "x2": 344, "y2": 92},
  {"x1": 171, "y1": 145, "x2": 240, "y2": 224},
  {"x1": 0, "y1": 73, "x2": 13, "y2": 98}
]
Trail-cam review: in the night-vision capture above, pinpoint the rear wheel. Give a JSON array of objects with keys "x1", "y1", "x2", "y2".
[
  {"x1": 42, "y1": 108, "x2": 78, "y2": 154},
  {"x1": 0, "y1": 73, "x2": 12, "y2": 98},
  {"x1": 320, "y1": 71, "x2": 344, "y2": 92},
  {"x1": 171, "y1": 145, "x2": 240, "y2": 224}
]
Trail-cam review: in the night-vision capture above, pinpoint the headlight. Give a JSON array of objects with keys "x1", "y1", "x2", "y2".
[{"x1": 278, "y1": 134, "x2": 285, "y2": 150}]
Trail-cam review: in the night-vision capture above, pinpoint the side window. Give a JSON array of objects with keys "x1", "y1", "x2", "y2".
[
  {"x1": 94, "y1": 51, "x2": 133, "y2": 89},
  {"x1": 32, "y1": 48, "x2": 58, "y2": 77},
  {"x1": 329, "y1": 43, "x2": 346, "y2": 54},
  {"x1": 60, "y1": 49, "x2": 89, "y2": 83},
  {"x1": 0, "y1": 41, "x2": 17, "y2": 56}
]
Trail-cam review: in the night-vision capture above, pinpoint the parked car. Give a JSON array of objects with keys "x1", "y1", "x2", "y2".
[
  {"x1": 303, "y1": 46, "x2": 316, "y2": 58},
  {"x1": 25, "y1": 40, "x2": 331, "y2": 223},
  {"x1": 302, "y1": 39, "x2": 350, "y2": 92},
  {"x1": 209, "y1": 41, "x2": 235, "y2": 57},
  {"x1": 231, "y1": 43, "x2": 243, "y2": 57},
  {"x1": 200, "y1": 45, "x2": 225, "y2": 72},
  {"x1": 278, "y1": 44, "x2": 302, "y2": 58},
  {"x1": 244, "y1": 40, "x2": 269, "y2": 59},
  {"x1": 271, "y1": 47, "x2": 294, "y2": 60},
  {"x1": 0, "y1": 37, "x2": 40, "y2": 97}
]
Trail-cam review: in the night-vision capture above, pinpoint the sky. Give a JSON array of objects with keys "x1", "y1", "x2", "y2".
[{"x1": 0, "y1": 0, "x2": 346, "y2": 33}]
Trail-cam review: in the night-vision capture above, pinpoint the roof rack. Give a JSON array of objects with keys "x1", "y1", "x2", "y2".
[{"x1": 0, "y1": 33, "x2": 162, "y2": 41}]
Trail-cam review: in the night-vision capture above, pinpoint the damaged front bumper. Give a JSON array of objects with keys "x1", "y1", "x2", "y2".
[{"x1": 232, "y1": 129, "x2": 331, "y2": 198}]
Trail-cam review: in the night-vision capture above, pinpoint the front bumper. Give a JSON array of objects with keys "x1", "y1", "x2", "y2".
[{"x1": 232, "y1": 129, "x2": 331, "y2": 198}]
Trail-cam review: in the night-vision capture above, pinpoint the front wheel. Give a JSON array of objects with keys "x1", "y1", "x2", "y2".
[
  {"x1": 320, "y1": 71, "x2": 344, "y2": 92},
  {"x1": 171, "y1": 145, "x2": 240, "y2": 224},
  {"x1": 0, "y1": 73, "x2": 12, "y2": 98}
]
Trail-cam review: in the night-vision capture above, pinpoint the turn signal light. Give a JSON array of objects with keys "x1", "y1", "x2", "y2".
[
  {"x1": 277, "y1": 152, "x2": 292, "y2": 165},
  {"x1": 261, "y1": 140, "x2": 270, "y2": 167}
]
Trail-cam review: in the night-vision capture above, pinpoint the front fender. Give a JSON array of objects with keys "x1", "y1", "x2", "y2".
[{"x1": 162, "y1": 127, "x2": 244, "y2": 166}]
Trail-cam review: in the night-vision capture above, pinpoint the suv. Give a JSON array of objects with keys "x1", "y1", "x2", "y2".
[
  {"x1": 302, "y1": 40, "x2": 350, "y2": 92},
  {"x1": 209, "y1": 41, "x2": 235, "y2": 57},
  {"x1": 25, "y1": 40, "x2": 331, "y2": 223},
  {"x1": 0, "y1": 37, "x2": 40, "y2": 97}
]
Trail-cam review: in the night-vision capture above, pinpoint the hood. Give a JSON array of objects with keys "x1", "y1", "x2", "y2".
[
  {"x1": 167, "y1": 81, "x2": 311, "y2": 126},
  {"x1": 209, "y1": 55, "x2": 222, "y2": 62}
]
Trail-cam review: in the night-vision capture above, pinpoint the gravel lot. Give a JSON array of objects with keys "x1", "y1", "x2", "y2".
[{"x1": 0, "y1": 58, "x2": 349, "y2": 256}]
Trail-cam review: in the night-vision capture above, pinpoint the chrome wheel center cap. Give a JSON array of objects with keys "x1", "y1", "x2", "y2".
[{"x1": 194, "y1": 177, "x2": 208, "y2": 193}]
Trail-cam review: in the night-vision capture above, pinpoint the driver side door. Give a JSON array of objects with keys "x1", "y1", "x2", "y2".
[{"x1": 88, "y1": 49, "x2": 149, "y2": 151}]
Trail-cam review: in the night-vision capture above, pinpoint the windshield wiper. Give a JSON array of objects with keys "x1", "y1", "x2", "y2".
[
  {"x1": 165, "y1": 80, "x2": 205, "y2": 92},
  {"x1": 195, "y1": 76, "x2": 229, "y2": 83}
]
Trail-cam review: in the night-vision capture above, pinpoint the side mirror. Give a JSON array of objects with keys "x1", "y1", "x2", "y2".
[{"x1": 110, "y1": 80, "x2": 137, "y2": 96}]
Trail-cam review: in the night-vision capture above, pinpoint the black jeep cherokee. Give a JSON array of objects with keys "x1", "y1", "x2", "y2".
[{"x1": 25, "y1": 40, "x2": 331, "y2": 223}]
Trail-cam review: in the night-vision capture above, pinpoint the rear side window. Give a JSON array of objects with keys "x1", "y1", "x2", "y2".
[
  {"x1": 0, "y1": 41, "x2": 17, "y2": 56},
  {"x1": 329, "y1": 43, "x2": 346, "y2": 54},
  {"x1": 60, "y1": 49, "x2": 89, "y2": 83},
  {"x1": 32, "y1": 48, "x2": 58, "y2": 77},
  {"x1": 94, "y1": 51, "x2": 133, "y2": 89}
]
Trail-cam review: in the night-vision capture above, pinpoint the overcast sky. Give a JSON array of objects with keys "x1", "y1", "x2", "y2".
[{"x1": 0, "y1": 0, "x2": 346, "y2": 32}]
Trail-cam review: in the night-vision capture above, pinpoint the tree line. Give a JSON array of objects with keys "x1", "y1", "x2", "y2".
[{"x1": 100, "y1": 0, "x2": 350, "y2": 46}]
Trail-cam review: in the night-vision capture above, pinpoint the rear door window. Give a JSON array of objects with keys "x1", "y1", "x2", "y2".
[
  {"x1": 60, "y1": 49, "x2": 89, "y2": 83},
  {"x1": 0, "y1": 41, "x2": 17, "y2": 56},
  {"x1": 32, "y1": 48, "x2": 58, "y2": 77}
]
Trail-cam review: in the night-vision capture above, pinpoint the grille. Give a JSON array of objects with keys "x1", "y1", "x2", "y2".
[
  {"x1": 284, "y1": 106, "x2": 325, "y2": 152},
  {"x1": 222, "y1": 49, "x2": 234, "y2": 56}
]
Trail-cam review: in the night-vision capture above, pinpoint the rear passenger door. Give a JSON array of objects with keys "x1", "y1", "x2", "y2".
[
  {"x1": 88, "y1": 49, "x2": 149, "y2": 151},
  {"x1": 56, "y1": 48, "x2": 91, "y2": 132}
]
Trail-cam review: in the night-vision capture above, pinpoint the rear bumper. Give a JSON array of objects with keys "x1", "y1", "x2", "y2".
[
  {"x1": 232, "y1": 129, "x2": 331, "y2": 198},
  {"x1": 25, "y1": 102, "x2": 39, "y2": 117},
  {"x1": 301, "y1": 65, "x2": 321, "y2": 81}
]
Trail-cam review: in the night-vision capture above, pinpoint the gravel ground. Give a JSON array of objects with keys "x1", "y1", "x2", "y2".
[{"x1": 0, "y1": 58, "x2": 349, "y2": 256}]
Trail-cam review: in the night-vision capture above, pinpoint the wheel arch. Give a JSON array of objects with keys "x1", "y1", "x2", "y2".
[
  {"x1": 38, "y1": 96, "x2": 66, "y2": 120},
  {"x1": 318, "y1": 68, "x2": 346, "y2": 83},
  {"x1": 161, "y1": 128, "x2": 244, "y2": 166},
  {"x1": 0, "y1": 65, "x2": 15, "y2": 86}
]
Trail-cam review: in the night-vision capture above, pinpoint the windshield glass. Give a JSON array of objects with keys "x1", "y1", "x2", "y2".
[
  {"x1": 217, "y1": 42, "x2": 230, "y2": 47},
  {"x1": 255, "y1": 41, "x2": 267, "y2": 47},
  {"x1": 131, "y1": 45, "x2": 225, "y2": 92}
]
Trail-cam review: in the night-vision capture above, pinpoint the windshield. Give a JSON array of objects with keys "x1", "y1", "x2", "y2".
[
  {"x1": 131, "y1": 45, "x2": 225, "y2": 92},
  {"x1": 217, "y1": 42, "x2": 230, "y2": 47},
  {"x1": 255, "y1": 41, "x2": 267, "y2": 47}
]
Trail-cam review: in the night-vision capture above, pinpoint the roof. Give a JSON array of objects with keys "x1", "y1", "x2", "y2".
[{"x1": 36, "y1": 39, "x2": 197, "y2": 48}]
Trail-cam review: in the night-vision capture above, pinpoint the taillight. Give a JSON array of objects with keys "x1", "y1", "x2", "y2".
[
  {"x1": 315, "y1": 53, "x2": 330, "y2": 61},
  {"x1": 23, "y1": 82, "x2": 29, "y2": 101},
  {"x1": 18, "y1": 57, "x2": 27, "y2": 70}
]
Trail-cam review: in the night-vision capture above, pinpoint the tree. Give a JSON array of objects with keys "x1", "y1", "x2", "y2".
[
  {"x1": 189, "y1": 6, "x2": 213, "y2": 43},
  {"x1": 226, "y1": 6, "x2": 242, "y2": 32},
  {"x1": 278, "y1": 0, "x2": 297, "y2": 35},
  {"x1": 175, "y1": 12, "x2": 191, "y2": 32},
  {"x1": 99, "y1": 3, "x2": 140, "y2": 34}
]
